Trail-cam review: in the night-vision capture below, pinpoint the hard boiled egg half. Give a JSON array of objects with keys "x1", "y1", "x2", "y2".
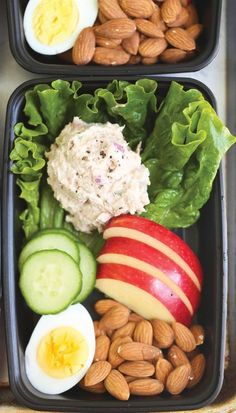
[
  {"x1": 25, "y1": 304, "x2": 95, "y2": 394},
  {"x1": 23, "y1": 0, "x2": 98, "y2": 55}
]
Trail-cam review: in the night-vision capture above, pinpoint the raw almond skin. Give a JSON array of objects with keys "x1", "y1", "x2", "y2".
[
  {"x1": 186, "y1": 347, "x2": 200, "y2": 360},
  {"x1": 133, "y1": 320, "x2": 153, "y2": 345},
  {"x1": 108, "y1": 336, "x2": 133, "y2": 368},
  {"x1": 180, "y1": 0, "x2": 191, "y2": 5},
  {"x1": 160, "y1": 47, "x2": 187, "y2": 63},
  {"x1": 135, "y1": 19, "x2": 164, "y2": 38},
  {"x1": 93, "y1": 321, "x2": 107, "y2": 337},
  {"x1": 167, "y1": 7, "x2": 189, "y2": 27},
  {"x1": 187, "y1": 354, "x2": 206, "y2": 388},
  {"x1": 155, "y1": 358, "x2": 173, "y2": 384},
  {"x1": 129, "y1": 378, "x2": 164, "y2": 396},
  {"x1": 94, "y1": 335, "x2": 111, "y2": 361},
  {"x1": 95, "y1": 299, "x2": 123, "y2": 316},
  {"x1": 119, "y1": 0, "x2": 155, "y2": 18},
  {"x1": 98, "y1": 10, "x2": 108, "y2": 23},
  {"x1": 117, "y1": 342, "x2": 162, "y2": 361},
  {"x1": 104, "y1": 369, "x2": 130, "y2": 400},
  {"x1": 166, "y1": 364, "x2": 192, "y2": 395},
  {"x1": 142, "y1": 56, "x2": 158, "y2": 64},
  {"x1": 184, "y1": 4, "x2": 199, "y2": 28},
  {"x1": 99, "y1": 304, "x2": 130, "y2": 329},
  {"x1": 167, "y1": 344, "x2": 190, "y2": 367},
  {"x1": 99, "y1": 0, "x2": 127, "y2": 19},
  {"x1": 152, "y1": 319, "x2": 174, "y2": 348},
  {"x1": 124, "y1": 375, "x2": 137, "y2": 383},
  {"x1": 112, "y1": 321, "x2": 136, "y2": 341},
  {"x1": 94, "y1": 18, "x2": 136, "y2": 39},
  {"x1": 172, "y1": 322, "x2": 197, "y2": 352},
  {"x1": 150, "y1": 8, "x2": 167, "y2": 32},
  {"x1": 165, "y1": 28, "x2": 196, "y2": 51},
  {"x1": 122, "y1": 32, "x2": 140, "y2": 55},
  {"x1": 161, "y1": 0, "x2": 182, "y2": 24},
  {"x1": 79, "y1": 379, "x2": 106, "y2": 393},
  {"x1": 118, "y1": 360, "x2": 155, "y2": 377},
  {"x1": 129, "y1": 312, "x2": 144, "y2": 322},
  {"x1": 72, "y1": 27, "x2": 96, "y2": 65},
  {"x1": 187, "y1": 23, "x2": 203, "y2": 40},
  {"x1": 139, "y1": 38, "x2": 167, "y2": 57},
  {"x1": 84, "y1": 361, "x2": 112, "y2": 386},
  {"x1": 96, "y1": 36, "x2": 122, "y2": 49}
]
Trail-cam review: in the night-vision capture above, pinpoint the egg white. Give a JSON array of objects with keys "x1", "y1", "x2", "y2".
[
  {"x1": 23, "y1": 0, "x2": 98, "y2": 55},
  {"x1": 25, "y1": 303, "x2": 95, "y2": 395}
]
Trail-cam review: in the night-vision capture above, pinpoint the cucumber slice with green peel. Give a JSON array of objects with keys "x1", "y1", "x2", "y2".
[
  {"x1": 19, "y1": 250, "x2": 82, "y2": 314},
  {"x1": 19, "y1": 233, "x2": 80, "y2": 271},
  {"x1": 31, "y1": 228, "x2": 80, "y2": 243},
  {"x1": 73, "y1": 244, "x2": 97, "y2": 304}
]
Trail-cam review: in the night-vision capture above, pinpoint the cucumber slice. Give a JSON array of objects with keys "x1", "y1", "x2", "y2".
[
  {"x1": 73, "y1": 244, "x2": 97, "y2": 303},
  {"x1": 31, "y1": 228, "x2": 80, "y2": 243},
  {"x1": 19, "y1": 233, "x2": 80, "y2": 271},
  {"x1": 19, "y1": 250, "x2": 82, "y2": 314}
]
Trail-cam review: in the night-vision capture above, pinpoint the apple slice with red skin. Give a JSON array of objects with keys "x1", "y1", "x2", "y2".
[
  {"x1": 96, "y1": 263, "x2": 193, "y2": 325},
  {"x1": 98, "y1": 237, "x2": 200, "y2": 314},
  {"x1": 104, "y1": 214, "x2": 203, "y2": 288}
]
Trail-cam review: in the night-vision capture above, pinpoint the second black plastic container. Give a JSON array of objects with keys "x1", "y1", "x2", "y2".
[
  {"x1": 7, "y1": 1, "x2": 222, "y2": 75},
  {"x1": 2, "y1": 77, "x2": 227, "y2": 412}
]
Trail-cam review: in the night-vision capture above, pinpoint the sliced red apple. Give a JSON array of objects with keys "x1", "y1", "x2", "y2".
[
  {"x1": 98, "y1": 237, "x2": 200, "y2": 313},
  {"x1": 104, "y1": 214, "x2": 203, "y2": 289},
  {"x1": 96, "y1": 263, "x2": 193, "y2": 325}
]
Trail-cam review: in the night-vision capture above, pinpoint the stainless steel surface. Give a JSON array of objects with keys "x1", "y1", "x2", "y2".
[{"x1": 0, "y1": 0, "x2": 231, "y2": 408}]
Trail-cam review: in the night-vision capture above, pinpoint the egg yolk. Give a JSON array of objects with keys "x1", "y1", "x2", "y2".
[
  {"x1": 37, "y1": 327, "x2": 88, "y2": 378},
  {"x1": 33, "y1": 0, "x2": 79, "y2": 46}
]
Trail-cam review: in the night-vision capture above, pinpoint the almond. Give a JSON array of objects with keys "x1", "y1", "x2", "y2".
[
  {"x1": 129, "y1": 378, "x2": 164, "y2": 396},
  {"x1": 161, "y1": 0, "x2": 182, "y2": 24},
  {"x1": 129, "y1": 55, "x2": 142, "y2": 64},
  {"x1": 95, "y1": 299, "x2": 122, "y2": 316},
  {"x1": 98, "y1": 10, "x2": 108, "y2": 23},
  {"x1": 186, "y1": 348, "x2": 200, "y2": 360},
  {"x1": 128, "y1": 312, "x2": 144, "y2": 322},
  {"x1": 184, "y1": 4, "x2": 199, "y2": 28},
  {"x1": 117, "y1": 342, "x2": 162, "y2": 361},
  {"x1": 152, "y1": 319, "x2": 174, "y2": 348},
  {"x1": 72, "y1": 27, "x2": 95, "y2": 65},
  {"x1": 187, "y1": 354, "x2": 206, "y2": 388},
  {"x1": 99, "y1": 0, "x2": 127, "y2": 19},
  {"x1": 112, "y1": 321, "x2": 136, "y2": 341},
  {"x1": 96, "y1": 36, "x2": 122, "y2": 49},
  {"x1": 180, "y1": 0, "x2": 191, "y2": 5},
  {"x1": 133, "y1": 320, "x2": 153, "y2": 345},
  {"x1": 119, "y1": 0, "x2": 155, "y2": 18},
  {"x1": 165, "y1": 28, "x2": 196, "y2": 51},
  {"x1": 84, "y1": 361, "x2": 112, "y2": 386},
  {"x1": 166, "y1": 364, "x2": 192, "y2": 395},
  {"x1": 187, "y1": 23, "x2": 203, "y2": 40},
  {"x1": 124, "y1": 375, "x2": 137, "y2": 383},
  {"x1": 135, "y1": 19, "x2": 164, "y2": 38},
  {"x1": 108, "y1": 336, "x2": 133, "y2": 367},
  {"x1": 160, "y1": 47, "x2": 187, "y2": 63},
  {"x1": 99, "y1": 305, "x2": 130, "y2": 329},
  {"x1": 122, "y1": 32, "x2": 140, "y2": 55},
  {"x1": 172, "y1": 322, "x2": 197, "y2": 352},
  {"x1": 167, "y1": 345, "x2": 190, "y2": 367},
  {"x1": 139, "y1": 38, "x2": 167, "y2": 57},
  {"x1": 94, "y1": 18, "x2": 136, "y2": 39},
  {"x1": 167, "y1": 7, "x2": 189, "y2": 27},
  {"x1": 104, "y1": 369, "x2": 130, "y2": 400},
  {"x1": 142, "y1": 56, "x2": 158, "y2": 64},
  {"x1": 94, "y1": 335, "x2": 111, "y2": 361},
  {"x1": 93, "y1": 321, "x2": 106, "y2": 337},
  {"x1": 118, "y1": 360, "x2": 155, "y2": 377},
  {"x1": 150, "y1": 8, "x2": 167, "y2": 32},
  {"x1": 155, "y1": 358, "x2": 173, "y2": 384},
  {"x1": 79, "y1": 379, "x2": 106, "y2": 393}
]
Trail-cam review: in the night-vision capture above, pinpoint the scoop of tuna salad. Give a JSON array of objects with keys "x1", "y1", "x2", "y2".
[{"x1": 46, "y1": 117, "x2": 150, "y2": 233}]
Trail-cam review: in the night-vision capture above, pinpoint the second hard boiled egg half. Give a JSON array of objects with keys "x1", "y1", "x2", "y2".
[
  {"x1": 25, "y1": 304, "x2": 95, "y2": 394},
  {"x1": 23, "y1": 0, "x2": 98, "y2": 55}
]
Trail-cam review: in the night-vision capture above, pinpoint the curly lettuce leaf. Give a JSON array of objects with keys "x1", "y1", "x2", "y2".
[
  {"x1": 142, "y1": 82, "x2": 236, "y2": 227},
  {"x1": 17, "y1": 177, "x2": 42, "y2": 239}
]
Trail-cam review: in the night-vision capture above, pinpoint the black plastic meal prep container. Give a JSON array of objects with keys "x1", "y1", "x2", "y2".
[
  {"x1": 2, "y1": 76, "x2": 227, "y2": 412},
  {"x1": 7, "y1": 0, "x2": 222, "y2": 75}
]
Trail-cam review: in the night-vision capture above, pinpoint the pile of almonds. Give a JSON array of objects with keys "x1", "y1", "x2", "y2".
[
  {"x1": 71, "y1": 0, "x2": 203, "y2": 66},
  {"x1": 79, "y1": 299, "x2": 206, "y2": 400}
]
